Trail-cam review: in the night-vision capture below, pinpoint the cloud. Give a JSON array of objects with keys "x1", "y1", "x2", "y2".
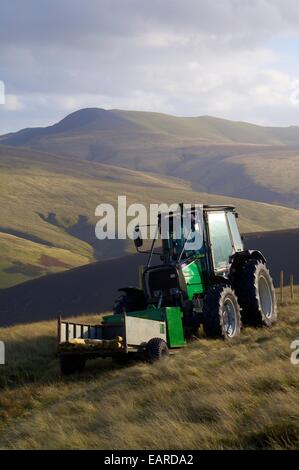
[
  {"x1": 3, "y1": 94, "x2": 24, "y2": 111},
  {"x1": 0, "y1": 81, "x2": 5, "y2": 105},
  {"x1": 1, "y1": 0, "x2": 299, "y2": 132}
]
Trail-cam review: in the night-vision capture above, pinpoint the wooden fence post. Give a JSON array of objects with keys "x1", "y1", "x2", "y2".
[
  {"x1": 139, "y1": 265, "x2": 144, "y2": 289},
  {"x1": 280, "y1": 270, "x2": 284, "y2": 304},
  {"x1": 290, "y1": 274, "x2": 294, "y2": 300}
]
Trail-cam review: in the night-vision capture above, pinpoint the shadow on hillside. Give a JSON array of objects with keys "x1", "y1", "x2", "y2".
[
  {"x1": 0, "y1": 252, "x2": 148, "y2": 326},
  {"x1": 244, "y1": 229, "x2": 299, "y2": 283},
  {"x1": 0, "y1": 229, "x2": 298, "y2": 327},
  {"x1": 0, "y1": 226, "x2": 54, "y2": 247},
  {"x1": 37, "y1": 212, "x2": 129, "y2": 260}
]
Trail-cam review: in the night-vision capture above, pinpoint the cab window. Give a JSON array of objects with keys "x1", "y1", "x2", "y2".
[
  {"x1": 207, "y1": 212, "x2": 233, "y2": 273},
  {"x1": 227, "y1": 211, "x2": 243, "y2": 252}
]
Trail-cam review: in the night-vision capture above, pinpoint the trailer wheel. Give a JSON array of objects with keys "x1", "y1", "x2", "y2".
[
  {"x1": 59, "y1": 354, "x2": 86, "y2": 375},
  {"x1": 146, "y1": 338, "x2": 169, "y2": 362},
  {"x1": 202, "y1": 284, "x2": 241, "y2": 339},
  {"x1": 234, "y1": 260, "x2": 277, "y2": 327}
]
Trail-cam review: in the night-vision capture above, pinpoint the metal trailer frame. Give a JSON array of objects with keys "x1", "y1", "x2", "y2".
[{"x1": 57, "y1": 313, "x2": 167, "y2": 361}]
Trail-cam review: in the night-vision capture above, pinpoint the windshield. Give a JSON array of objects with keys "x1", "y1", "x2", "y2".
[{"x1": 161, "y1": 215, "x2": 204, "y2": 264}]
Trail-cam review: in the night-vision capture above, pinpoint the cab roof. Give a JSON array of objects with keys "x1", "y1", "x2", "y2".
[
  {"x1": 158, "y1": 204, "x2": 236, "y2": 219},
  {"x1": 202, "y1": 204, "x2": 236, "y2": 211}
]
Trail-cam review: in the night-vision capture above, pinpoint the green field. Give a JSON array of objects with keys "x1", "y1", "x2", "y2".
[
  {"x1": 0, "y1": 287, "x2": 298, "y2": 449},
  {"x1": 1, "y1": 144, "x2": 299, "y2": 288}
]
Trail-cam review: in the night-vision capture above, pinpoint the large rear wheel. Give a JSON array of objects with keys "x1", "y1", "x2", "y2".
[
  {"x1": 202, "y1": 285, "x2": 241, "y2": 339},
  {"x1": 234, "y1": 260, "x2": 277, "y2": 327}
]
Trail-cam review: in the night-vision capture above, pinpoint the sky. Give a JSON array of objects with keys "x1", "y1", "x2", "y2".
[{"x1": 1, "y1": 0, "x2": 299, "y2": 134}]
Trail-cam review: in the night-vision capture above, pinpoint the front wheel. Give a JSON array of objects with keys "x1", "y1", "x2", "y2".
[
  {"x1": 202, "y1": 285, "x2": 241, "y2": 339},
  {"x1": 234, "y1": 260, "x2": 277, "y2": 327}
]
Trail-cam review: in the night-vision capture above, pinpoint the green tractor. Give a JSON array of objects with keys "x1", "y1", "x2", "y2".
[
  {"x1": 105, "y1": 204, "x2": 277, "y2": 355},
  {"x1": 57, "y1": 204, "x2": 277, "y2": 372}
]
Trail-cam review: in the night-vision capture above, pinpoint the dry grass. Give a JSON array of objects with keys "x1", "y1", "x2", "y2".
[{"x1": 0, "y1": 288, "x2": 299, "y2": 450}]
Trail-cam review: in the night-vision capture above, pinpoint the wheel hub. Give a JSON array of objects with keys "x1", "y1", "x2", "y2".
[
  {"x1": 258, "y1": 275, "x2": 273, "y2": 318},
  {"x1": 223, "y1": 297, "x2": 237, "y2": 337}
]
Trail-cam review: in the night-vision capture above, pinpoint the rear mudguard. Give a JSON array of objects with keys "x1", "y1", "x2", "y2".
[{"x1": 229, "y1": 250, "x2": 266, "y2": 282}]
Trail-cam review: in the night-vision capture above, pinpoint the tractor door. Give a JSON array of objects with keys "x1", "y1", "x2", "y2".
[{"x1": 207, "y1": 211, "x2": 234, "y2": 277}]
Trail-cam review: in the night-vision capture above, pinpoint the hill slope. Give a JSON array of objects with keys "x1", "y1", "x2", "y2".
[
  {"x1": 0, "y1": 287, "x2": 298, "y2": 449},
  {"x1": 1, "y1": 228, "x2": 298, "y2": 327},
  {"x1": 1, "y1": 108, "x2": 299, "y2": 208},
  {"x1": 2, "y1": 108, "x2": 299, "y2": 146},
  {"x1": 2, "y1": 143, "x2": 299, "y2": 288},
  {"x1": 0, "y1": 144, "x2": 189, "y2": 287}
]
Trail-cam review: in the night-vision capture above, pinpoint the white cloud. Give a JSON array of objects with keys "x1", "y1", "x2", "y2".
[
  {"x1": 0, "y1": 81, "x2": 5, "y2": 105},
  {"x1": 3, "y1": 94, "x2": 24, "y2": 111},
  {"x1": 1, "y1": 0, "x2": 299, "y2": 131}
]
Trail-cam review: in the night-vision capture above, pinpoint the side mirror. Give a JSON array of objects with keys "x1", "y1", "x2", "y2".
[{"x1": 134, "y1": 226, "x2": 143, "y2": 249}]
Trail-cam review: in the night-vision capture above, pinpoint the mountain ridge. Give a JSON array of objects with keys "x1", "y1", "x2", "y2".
[
  {"x1": 2, "y1": 107, "x2": 299, "y2": 209},
  {"x1": 2, "y1": 107, "x2": 299, "y2": 146}
]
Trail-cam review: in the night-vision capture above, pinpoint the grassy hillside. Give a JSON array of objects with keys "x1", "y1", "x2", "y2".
[
  {"x1": 2, "y1": 108, "x2": 299, "y2": 146},
  {"x1": 2, "y1": 143, "x2": 299, "y2": 288},
  {"x1": 2, "y1": 144, "x2": 299, "y2": 288},
  {"x1": 0, "y1": 232, "x2": 89, "y2": 289},
  {"x1": 2, "y1": 108, "x2": 299, "y2": 209},
  {"x1": 0, "y1": 144, "x2": 189, "y2": 286},
  {"x1": 113, "y1": 111, "x2": 297, "y2": 144},
  {"x1": 0, "y1": 287, "x2": 298, "y2": 449}
]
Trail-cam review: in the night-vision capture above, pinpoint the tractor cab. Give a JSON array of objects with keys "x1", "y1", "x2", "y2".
[{"x1": 134, "y1": 205, "x2": 244, "y2": 310}]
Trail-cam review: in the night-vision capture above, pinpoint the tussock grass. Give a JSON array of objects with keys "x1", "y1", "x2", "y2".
[{"x1": 0, "y1": 288, "x2": 299, "y2": 449}]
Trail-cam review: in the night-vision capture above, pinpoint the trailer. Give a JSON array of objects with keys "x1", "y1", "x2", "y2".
[{"x1": 57, "y1": 306, "x2": 185, "y2": 373}]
